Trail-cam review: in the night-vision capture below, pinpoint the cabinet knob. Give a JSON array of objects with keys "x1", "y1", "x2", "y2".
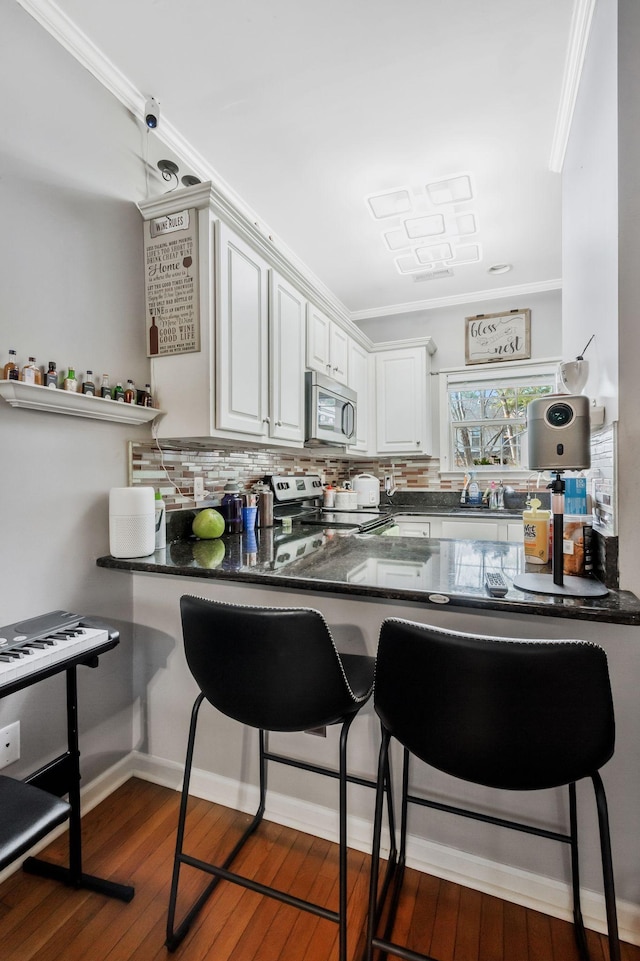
[{"x1": 416, "y1": 440, "x2": 421, "y2": 446}]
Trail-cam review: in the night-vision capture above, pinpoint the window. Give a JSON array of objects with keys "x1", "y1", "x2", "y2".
[{"x1": 439, "y1": 360, "x2": 559, "y2": 472}]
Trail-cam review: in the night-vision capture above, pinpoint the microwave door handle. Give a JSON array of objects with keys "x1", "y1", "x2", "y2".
[{"x1": 342, "y1": 402, "x2": 355, "y2": 439}]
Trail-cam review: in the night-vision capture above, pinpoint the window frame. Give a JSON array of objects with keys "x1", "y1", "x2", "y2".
[{"x1": 438, "y1": 357, "x2": 560, "y2": 477}]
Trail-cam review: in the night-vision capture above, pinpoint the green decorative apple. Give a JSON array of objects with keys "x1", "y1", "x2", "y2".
[
  {"x1": 192, "y1": 539, "x2": 226, "y2": 569},
  {"x1": 192, "y1": 508, "x2": 225, "y2": 539}
]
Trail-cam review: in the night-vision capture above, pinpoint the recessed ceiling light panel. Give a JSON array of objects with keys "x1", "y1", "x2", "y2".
[
  {"x1": 367, "y1": 188, "x2": 412, "y2": 219},
  {"x1": 416, "y1": 242, "x2": 453, "y2": 264},
  {"x1": 405, "y1": 214, "x2": 445, "y2": 239},
  {"x1": 446, "y1": 243, "x2": 481, "y2": 265},
  {"x1": 455, "y1": 213, "x2": 477, "y2": 235},
  {"x1": 426, "y1": 174, "x2": 473, "y2": 205},
  {"x1": 394, "y1": 253, "x2": 423, "y2": 275},
  {"x1": 383, "y1": 228, "x2": 410, "y2": 251}
]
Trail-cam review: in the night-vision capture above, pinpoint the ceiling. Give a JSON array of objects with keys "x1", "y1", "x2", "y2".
[{"x1": 18, "y1": 0, "x2": 578, "y2": 319}]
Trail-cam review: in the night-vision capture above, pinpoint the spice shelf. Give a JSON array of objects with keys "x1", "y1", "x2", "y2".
[{"x1": 0, "y1": 380, "x2": 162, "y2": 425}]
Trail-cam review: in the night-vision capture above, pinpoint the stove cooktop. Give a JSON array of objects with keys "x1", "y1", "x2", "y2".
[{"x1": 299, "y1": 507, "x2": 391, "y2": 532}]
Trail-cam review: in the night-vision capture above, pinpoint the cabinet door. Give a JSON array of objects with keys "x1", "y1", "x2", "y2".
[
  {"x1": 329, "y1": 323, "x2": 349, "y2": 384},
  {"x1": 306, "y1": 304, "x2": 331, "y2": 374},
  {"x1": 347, "y1": 340, "x2": 369, "y2": 450},
  {"x1": 217, "y1": 223, "x2": 269, "y2": 435},
  {"x1": 269, "y1": 271, "x2": 305, "y2": 443},
  {"x1": 506, "y1": 522, "x2": 524, "y2": 542},
  {"x1": 375, "y1": 347, "x2": 428, "y2": 454},
  {"x1": 395, "y1": 520, "x2": 431, "y2": 537},
  {"x1": 441, "y1": 520, "x2": 500, "y2": 541}
]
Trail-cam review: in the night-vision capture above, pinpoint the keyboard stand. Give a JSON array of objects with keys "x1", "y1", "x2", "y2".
[{"x1": 20, "y1": 645, "x2": 134, "y2": 902}]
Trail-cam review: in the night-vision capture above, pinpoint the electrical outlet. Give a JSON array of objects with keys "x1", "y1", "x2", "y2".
[
  {"x1": 193, "y1": 477, "x2": 205, "y2": 502},
  {"x1": 0, "y1": 721, "x2": 20, "y2": 769}
]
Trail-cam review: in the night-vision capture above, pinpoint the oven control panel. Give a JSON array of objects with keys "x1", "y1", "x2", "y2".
[{"x1": 269, "y1": 474, "x2": 324, "y2": 503}]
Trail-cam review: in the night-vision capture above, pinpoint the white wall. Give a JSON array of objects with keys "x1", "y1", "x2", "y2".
[
  {"x1": 354, "y1": 288, "x2": 562, "y2": 369},
  {"x1": 617, "y1": 0, "x2": 640, "y2": 597},
  {"x1": 561, "y1": 0, "x2": 618, "y2": 422},
  {"x1": 0, "y1": 2, "x2": 151, "y2": 781}
]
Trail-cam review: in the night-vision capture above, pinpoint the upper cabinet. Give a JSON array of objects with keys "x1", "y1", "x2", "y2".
[
  {"x1": 216, "y1": 222, "x2": 269, "y2": 436},
  {"x1": 269, "y1": 270, "x2": 305, "y2": 443},
  {"x1": 375, "y1": 346, "x2": 431, "y2": 454},
  {"x1": 347, "y1": 339, "x2": 370, "y2": 452},
  {"x1": 138, "y1": 188, "x2": 306, "y2": 446},
  {"x1": 138, "y1": 183, "x2": 435, "y2": 454},
  {"x1": 306, "y1": 305, "x2": 349, "y2": 385}
]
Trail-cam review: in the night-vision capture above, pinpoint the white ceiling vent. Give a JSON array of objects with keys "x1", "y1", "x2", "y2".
[{"x1": 413, "y1": 268, "x2": 454, "y2": 282}]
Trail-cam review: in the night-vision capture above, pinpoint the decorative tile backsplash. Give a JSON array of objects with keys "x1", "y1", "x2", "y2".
[
  {"x1": 131, "y1": 426, "x2": 617, "y2": 527},
  {"x1": 130, "y1": 442, "x2": 449, "y2": 510}
]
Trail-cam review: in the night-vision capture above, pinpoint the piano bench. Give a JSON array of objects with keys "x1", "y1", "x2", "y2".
[{"x1": 0, "y1": 775, "x2": 70, "y2": 871}]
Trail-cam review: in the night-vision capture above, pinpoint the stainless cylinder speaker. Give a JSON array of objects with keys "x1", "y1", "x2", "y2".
[{"x1": 527, "y1": 394, "x2": 591, "y2": 470}]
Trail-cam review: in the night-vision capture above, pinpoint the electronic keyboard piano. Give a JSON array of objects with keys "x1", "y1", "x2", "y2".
[
  {"x1": 0, "y1": 609, "x2": 134, "y2": 902},
  {"x1": 0, "y1": 610, "x2": 117, "y2": 696}
]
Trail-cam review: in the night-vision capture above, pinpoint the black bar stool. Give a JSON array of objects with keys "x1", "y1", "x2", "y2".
[
  {"x1": 366, "y1": 618, "x2": 620, "y2": 961},
  {"x1": 166, "y1": 594, "x2": 396, "y2": 960},
  {"x1": 0, "y1": 774, "x2": 70, "y2": 872}
]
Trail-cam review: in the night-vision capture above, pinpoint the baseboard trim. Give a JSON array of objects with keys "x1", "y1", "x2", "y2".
[{"x1": 3, "y1": 750, "x2": 639, "y2": 947}]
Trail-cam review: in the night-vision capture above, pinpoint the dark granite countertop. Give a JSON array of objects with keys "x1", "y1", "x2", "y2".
[{"x1": 96, "y1": 514, "x2": 640, "y2": 625}]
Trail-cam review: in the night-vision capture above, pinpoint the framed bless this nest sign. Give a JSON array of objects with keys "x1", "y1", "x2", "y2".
[{"x1": 465, "y1": 309, "x2": 531, "y2": 365}]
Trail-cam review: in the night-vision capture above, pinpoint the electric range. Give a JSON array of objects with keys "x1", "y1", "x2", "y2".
[{"x1": 268, "y1": 473, "x2": 391, "y2": 533}]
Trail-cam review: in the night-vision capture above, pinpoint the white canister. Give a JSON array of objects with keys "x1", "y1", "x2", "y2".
[
  {"x1": 109, "y1": 487, "x2": 155, "y2": 558},
  {"x1": 334, "y1": 489, "x2": 358, "y2": 510},
  {"x1": 352, "y1": 473, "x2": 381, "y2": 507}
]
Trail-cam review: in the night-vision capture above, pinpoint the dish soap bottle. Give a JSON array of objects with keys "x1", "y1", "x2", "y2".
[
  {"x1": 467, "y1": 471, "x2": 482, "y2": 506},
  {"x1": 154, "y1": 490, "x2": 166, "y2": 550},
  {"x1": 523, "y1": 497, "x2": 551, "y2": 565}
]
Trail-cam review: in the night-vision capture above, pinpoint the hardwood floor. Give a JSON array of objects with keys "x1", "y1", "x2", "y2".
[{"x1": 0, "y1": 777, "x2": 636, "y2": 961}]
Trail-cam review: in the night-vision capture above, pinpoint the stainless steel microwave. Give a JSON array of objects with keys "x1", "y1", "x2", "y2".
[{"x1": 304, "y1": 371, "x2": 357, "y2": 447}]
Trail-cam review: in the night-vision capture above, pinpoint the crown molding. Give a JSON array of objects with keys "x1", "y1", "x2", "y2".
[
  {"x1": 548, "y1": 0, "x2": 597, "y2": 173},
  {"x1": 350, "y1": 278, "x2": 562, "y2": 323}
]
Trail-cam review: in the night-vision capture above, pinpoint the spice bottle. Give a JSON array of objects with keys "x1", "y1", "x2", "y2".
[
  {"x1": 112, "y1": 382, "x2": 125, "y2": 402},
  {"x1": 45, "y1": 361, "x2": 58, "y2": 388},
  {"x1": 143, "y1": 383, "x2": 153, "y2": 407},
  {"x1": 100, "y1": 373, "x2": 111, "y2": 398},
  {"x1": 82, "y1": 370, "x2": 96, "y2": 395},
  {"x1": 22, "y1": 357, "x2": 42, "y2": 385},
  {"x1": 124, "y1": 379, "x2": 136, "y2": 404},
  {"x1": 63, "y1": 366, "x2": 78, "y2": 392},
  {"x1": 3, "y1": 349, "x2": 19, "y2": 380}
]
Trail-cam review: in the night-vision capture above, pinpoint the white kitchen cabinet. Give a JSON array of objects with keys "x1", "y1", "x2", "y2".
[
  {"x1": 347, "y1": 339, "x2": 369, "y2": 451},
  {"x1": 389, "y1": 519, "x2": 431, "y2": 538},
  {"x1": 383, "y1": 513, "x2": 524, "y2": 542},
  {"x1": 375, "y1": 347, "x2": 430, "y2": 454},
  {"x1": 138, "y1": 187, "x2": 307, "y2": 446},
  {"x1": 306, "y1": 305, "x2": 349, "y2": 385},
  {"x1": 269, "y1": 270, "x2": 305, "y2": 443},
  {"x1": 441, "y1": 519, "x2": 500, "y2": 541},
  {"x1": 216, "y1": 221, "x2": 269, "y2": 435},
  {"x1": 441, "y1": 517, "x2": 523, "y2": 542}
]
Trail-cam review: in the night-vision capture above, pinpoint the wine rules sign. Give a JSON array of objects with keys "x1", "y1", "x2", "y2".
[{"x1": 144, "y1": 208, "x2": 200, "y2": 357}]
